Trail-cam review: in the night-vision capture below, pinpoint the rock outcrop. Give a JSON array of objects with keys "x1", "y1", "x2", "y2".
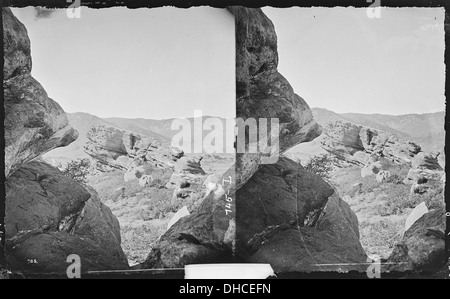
[
  {"x1": 144, "y1": 167, "x2": 236, "y2": 268},
  {"x1": 231, "y1": 7, "x2": 322, "y2": 189},
  {"x1": 236, "y1": 157, "x2": 367, "y2": 272},
  {"x1": 3, "y1": 8, "x2": 78, "y2": 178},
  {"x1": 166, "y1": 156, "x2": 206, "y2": 189},
  {"x1": 403, "y1": 152, "x2": 444, "y2": 186},
  {"x1": 84, "y1": 124, "x2": 184, "y2": 182},
  {"x1": 5, "y1": 161, "x2": 129, "y2": 273},
  {"x1": 320, "y1": 121, "x2": 421, "y2": 166},
  {"x1": 386, "y1": 207, "x2": 446, "y2": 273},
  {"x1": 3, "y1": 8, "x2": 128, "y2": 274}
]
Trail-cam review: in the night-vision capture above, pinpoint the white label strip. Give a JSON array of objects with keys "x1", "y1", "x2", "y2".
[{"x1": 184, "y1": 264, "x2": 275, "y2": 279}]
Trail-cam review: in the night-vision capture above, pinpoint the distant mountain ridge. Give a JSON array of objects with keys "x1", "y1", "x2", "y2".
[
  {"x1": 286, "y1": 108, "x2": 445, "y2": 164},
  {"x1": 337, "y1": 110, "x2": 444, "y2": 153},
  {"x1": 43, "y1": 112, "x2": 229, "y2": 164},
  {"x1": 44, "y1": 109, "x2": 444, "y2": 165}
]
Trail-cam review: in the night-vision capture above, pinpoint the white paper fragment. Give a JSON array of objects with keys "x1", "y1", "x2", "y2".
[
  {"x1": 404, "y1": 202, "x2": 429, "y2": 232},
  {"x1": 185, "y1": 264, "x2": 275, "y2": 279}
]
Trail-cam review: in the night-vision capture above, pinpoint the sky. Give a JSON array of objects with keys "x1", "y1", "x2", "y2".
[
  {"x1": 11, "y1": 7, "x2": 445, "y2": 118},
  {"x1": 263, "y1": 7, "x2": 446, "y2": 115},
  {"x1": 11, "y1": 7, "x2": 235, "y2": 119}
]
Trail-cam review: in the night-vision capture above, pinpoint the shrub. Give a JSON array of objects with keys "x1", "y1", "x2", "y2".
[
  {"x1": 301, "y1": 154, "x2": 335, "y2": 179},
  {"x1": 60, "y1": 158, "x2": 91, "y2": 184}
]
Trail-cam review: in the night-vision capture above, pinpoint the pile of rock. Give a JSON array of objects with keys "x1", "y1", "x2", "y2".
[
  {"x1": 403, "y1": 152, "x2": 444, "y2": 195},
  {"x1": 386, "y1": 207, "x2": 446, "y2": 273},
  {"x1": 320, "y1": 121, "x2": 422, "y2": 166},
  {"x1": 84, "y1": 124, "x2": 185, "y2": 184}
]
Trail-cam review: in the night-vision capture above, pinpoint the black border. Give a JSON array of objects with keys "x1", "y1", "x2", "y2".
[{"x1": 1, "y1": 0, "x2": 449, "y2": 280}]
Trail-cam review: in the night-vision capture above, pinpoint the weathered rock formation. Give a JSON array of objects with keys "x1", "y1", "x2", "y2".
[
  {"x1": 231, "y1": 7, "x2": 322, "y2": 189},
  {"x1": 3, "y1": 8, "x2": 128, "y2": 274},
  {"x1": 403, "y1": 152, "x2": 444, "y2": 189},
  {"x1": 4, "y1": 8, "x2": 78, "y2": 178},
  {"x1": 236, "y1": 157, "x2": 367, "y2": 272},
  {"x1": 144, "y1": 167, "x2": 236, "y2": 268},
  {"x1": 84, "y1": 124, "x2": 182, "y2": 171},
  {"x1": 386, "y1": 207, "x2": 446, "y2": 273},
  {"x1": 84, "y1": 124, "x2": 187, "y2": 187},
  {"x1": 166, "y1": 156, "x2": 206, "y2": 189},
  {"x1": 5, "y1": 161, "x2": 129, "y2": 273},
  {"x1": 320, "y1": 121, "x2": 421, "y2": 166}
]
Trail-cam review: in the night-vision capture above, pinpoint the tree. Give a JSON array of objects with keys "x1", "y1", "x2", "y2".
[{"x1": 60, "y1": 158, "x2": 91, "y2": 184}]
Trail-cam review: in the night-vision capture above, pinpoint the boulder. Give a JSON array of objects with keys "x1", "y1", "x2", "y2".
[
  {"x1": 236, "y1": 157, "x2": 334, "y2": 245},
  {"x1": 145, "y1": 166, "x2": 236, "y2": 268},
  {"x1": 320, "y1": 121, "x2": 364, "y2": 155},
  {"x1": 411, "y1": 152, "x2": 443, "y2": 171},
  {"x1": 3, "y1": 7, "x2": 31, "y2": 80},
  {"x1": 386, "y1": 207, "x2": 446, "y2": 272},
  {"x1": 376, "y1": 170, "x2": 391, "y2": 183},
  {"x1": 5, "y1": 161, "x2": 129, "y2": 273},
  {"x1": 138, "y1": 175, "x2": 153, "y2": 187},
  {"x1": 171, "y1": 147, "x2": 184, "y2": 159},
  {"x1": 248, "y1": 194, "x2": 367, "y2": 273},
  {"x1": 3, "y1": 8, "x2": 78, "y2": 178},
  {"x1": 318, "y1": 120, "x2": 421, "y2": 166},
  {"x1": 85, "y1": 125, "x2": 178, "y2": 172},
  {"x1": 86, "y1": 125, "x2": 128, "y2": 156},
  {"x1": 166, "y1": 156, "x2": 206, "y2": 189},
  {"x1": 236, "y1": 157, "x2": 366, "y2": 271},
  {"x1": 229, "y1": 6, "x2": 322, "y2": 188}
]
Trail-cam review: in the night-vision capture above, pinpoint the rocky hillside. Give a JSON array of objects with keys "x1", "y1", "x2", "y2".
[
  {"x1": 288, "y1": 107, "x2": 444, "y2": 166},
  {"x1": 310, "y1": 108, "x2": 444, "y2": 153},
  {"x1": 3, "y1": 8, "x2": 129, "y2": 274},
  {"x1": 42, "y1": 112, "x2": 171, "y2": 165},
  {"x1": 341, "y1": 111, "x2": 445, "y2": 153}
]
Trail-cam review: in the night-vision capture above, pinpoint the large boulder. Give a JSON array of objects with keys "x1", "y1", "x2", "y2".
[
  {"x1": 386, "y1": 207, "x2": 446, "y2": 273},
  {"x1": 5, "y1": 161, "x2": 129, "y2": 274},
  {"x1": 3, "y1": 8, "x2": 78, "y2": 178},
  {"x1": 236, "y1": 157, "x2": 367, "y2": 272},
  {"x1": 85, "y1": 125, "x2": 179, "y2": 172},
  {"x1": 3, "y1": 7, "x2": 31, "y2": 80},
  {"x1": 403, "y1": 152, "x2": 444, "y2": 185},
  {"x1": 166, "y1": 156, "x2": 206, "y2": 189},
  {"x1": 411, "y1": 152, "x2": 443, "y2": 171},
  {"x1": 144, "y1": 171, "x2": 236, "y2": 268},
  {"x1": 321, "y1": 121, "x2": 364, "y2": 156},
  {"x1": 230, "y1": 7, "x2": 322, "y2": 189}
]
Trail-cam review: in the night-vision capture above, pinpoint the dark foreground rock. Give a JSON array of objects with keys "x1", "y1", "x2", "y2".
[
  {"x1": 3, "y1": 8, "x2": 78, "y2": 178},
  {"x1": 146, "y1": 158, "x2": 367, "y2": 272},
  {"x1": 237, "y1": 158, "x2": 367, "y2": 272},
  {"x1": 5, "y1": 161, "x2": 129, "y2": 274},
  {"x1": 386, "y1": 207, "x2": 446, "y2": 273}
]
